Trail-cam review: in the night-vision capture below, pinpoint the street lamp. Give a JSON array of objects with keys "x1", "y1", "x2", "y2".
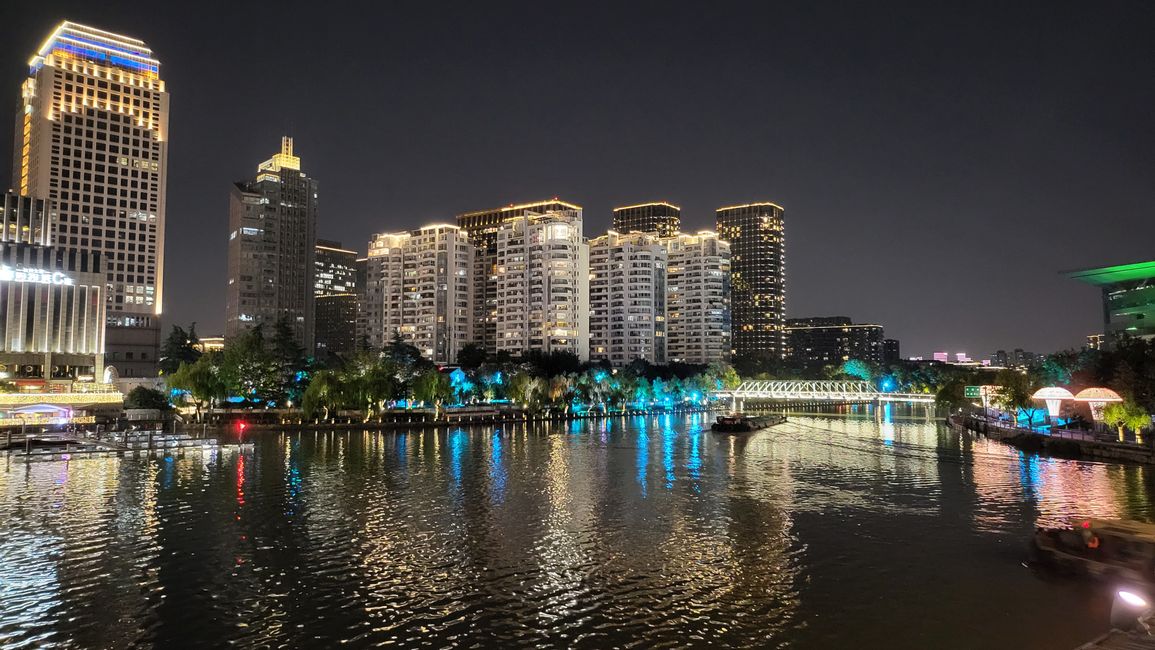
[
  {"x1": 1031, "y1": 387, "x2": 1074, "y2": 419},
  {"x1": 1074, "y1": 387, "x2": 1123, "y2": 422}
]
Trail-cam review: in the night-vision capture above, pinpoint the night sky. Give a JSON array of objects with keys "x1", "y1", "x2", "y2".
[{"x1": 2, "y1": 1, "x2": 1153, "y2": 359}]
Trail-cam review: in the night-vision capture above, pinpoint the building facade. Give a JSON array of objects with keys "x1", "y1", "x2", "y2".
[
  {"x1": 494, "y1": 208, "x2": 589, "y2": 360},
  {"x1": 715, "y1": 203, "x2": 786, "y2": 360},
  {"x1": 1066, "y1": 261, "x2": 1155, "y2": 347},
  {"x1": 882, "y1": 338, "x2": 901, "y2": 365},
  {"x1": 0, "y1": 193, "x2": 105, "y2": 383},
  {"x1": 314, "y1": 239, "x2": 358, "y2": 360},
  {"x1": 456, "y1": 199, "x2": 581, "y2": 354},
  {"x1": 589, "y1": 231, "x2": 666, "y2": 365},
  {"x1": 15, "y1": 22, "x2": 169, "y2": 377},
  {"x1": 225, "y1": 137, "x2": 317, "y2": 352},
  {"x1": 785, "y1": 317, "x2": 883, "y2": 368},
  {"x1": 365, "y1": 225, "x2": 472, "y2": 364},
  {"x1": 611, "y1": 202, "x2": 681, "y2": 238},
  {"x1": 664, "y1": 231, "x2": 731, "y2": 365}
]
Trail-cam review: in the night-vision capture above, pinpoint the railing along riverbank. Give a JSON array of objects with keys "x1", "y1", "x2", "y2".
[{"x1": 951, "y1": 412, "x2": 1155, "y2": 464}]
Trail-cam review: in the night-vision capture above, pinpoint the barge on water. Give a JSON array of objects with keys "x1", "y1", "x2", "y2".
[
  {"x1": 1031, "y1": 518, "x2": 1155, "y2": 585},
  {"x1": 711, "y1": 413, "x2": 785, "y2": 434}
]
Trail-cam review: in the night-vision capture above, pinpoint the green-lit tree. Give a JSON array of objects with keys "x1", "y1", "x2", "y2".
[
  {"x1": 994, "y1": 369, "x2": 1037, "y2": 427},
  {"x1": 413, "y1": 368, "x2": 451, "y2": 418},
  {"x1": 168, "y1": 353, "x2": 226, "y2": 421}
]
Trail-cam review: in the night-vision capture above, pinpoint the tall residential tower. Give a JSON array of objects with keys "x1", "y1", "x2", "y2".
[
  {"x1": 364, "y1": 225, "x2": 473, "y2": 364},
  {"x1": 15, "y1": 22, "x2": 169, "y2": 377},
  {"x1": 456, "y1": 199, "x2": 581, "y2": 354},
  {"x1": 225, "y1": 137, "x2": 317, "y2": 352},
  {"x1": 611, "y1": 202, "x2": 681, "y2": 238},
  {"x1": 715, "y1": 202, "x2": 786, "y2": 360}
]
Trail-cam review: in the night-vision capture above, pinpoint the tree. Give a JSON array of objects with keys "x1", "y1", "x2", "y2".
[
  {"x1": 457, "y1": 342, "x2": 488, "y2": 369},
  {"x1": 994, "y1": 369, "x2": 1037, "y2": 428},
  {"x1": 413, "y1": 368, "x2": 451, "y2": 418},
  {"x1": 841, "y1": 359, "x2": 874, "y2": 381},
  {"x1": 168, "y1": 354, "x2": 226, "y2": 421},
  {"x1": 124, "y1": 385, "x2": 171, "y2": 411},
  {"x1": 158, "y1": 323, "x2": 201, "y2": 375},
  {"x1": 302, "y1": 369, "x2": 344, "y2": 421},
  {"x1": 1103, "y1": 402, "x2": 1128, "y2": 442},
  {"x1": 1124, "y1": 401, "x2": 1150, "y2": 445},
  {"x1": 1105, "y1": 400, "x2": 1151, "y2": 444},
  {"x1": 220, "y1": 325, "x2": 282, "y2": 406}
]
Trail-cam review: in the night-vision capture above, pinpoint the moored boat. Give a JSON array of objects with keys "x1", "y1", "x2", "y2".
[
  {"x1": 1031, "y1": 518, "x2": 1155, "y2": 584},
  {"x1": 711, "y1": 413, "x2": 784, "y2": 434}
]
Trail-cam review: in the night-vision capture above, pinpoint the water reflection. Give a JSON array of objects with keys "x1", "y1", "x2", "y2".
[{"x1": 0, "y1": 411, "x2": 1153, "y2": 648}]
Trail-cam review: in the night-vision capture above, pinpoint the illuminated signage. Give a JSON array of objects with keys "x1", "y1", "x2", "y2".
[{"x1": 0, "y1": 266, "x2": 73, "y2": 286}]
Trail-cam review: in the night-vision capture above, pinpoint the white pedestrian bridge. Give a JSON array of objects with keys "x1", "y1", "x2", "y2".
[{"x1": 712, "y1": 380, "x2": 937, "y2": 409}]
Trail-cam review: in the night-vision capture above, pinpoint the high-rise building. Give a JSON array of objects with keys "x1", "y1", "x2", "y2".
[
  {"x1": 16, "y1": 22, "x2": 169, "y2": 377},
  {"x1": 225, "y1": 137, "x2": 317, "y2": 352},
  {"x1": 314, "y1": 239, "x2": 357, "y2": 296},
  {"x1": 589, "y1": 230, "x2": 667, "y2": 365},
  {"x1": 494, "y1": 208, "x2": 589, "y2": 360},
  {"x1": 0, "y1": 192, "x2": 106, "y2": 383},
  {"x1": 715, "y1": 203, "x2": 786, "y2": 360},
  {"x1": 882, "y1": 338, "x2": 901, "y2": 365},
  {"x1": 313, "y1": 239, "x2": 358, "y2": 360},
  {"x1": 354, "y1": 257, "x2": 368, "y2": 352},
  {"x1": 1066, "y1": 260, "x2": 1155, "y2": 348},
  {"x1": 663, "y1": 231, "x2": 731, "y2": 365},
  {"x1": 785, "y1": 317, "x2": 883, "y2": 368},
  {"x1": 456, "y1": 199, "x2": 580, "y2": 354},
  {"x1": 612, "y1": 202, "x2": 681, "y2": 238},
  {"x1": 364, "y1": 225, "x2": 472, "y2": 364}
]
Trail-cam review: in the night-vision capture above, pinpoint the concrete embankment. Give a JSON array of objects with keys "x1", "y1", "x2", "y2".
[
  {"x1": 952, "y1": 415, "x2": 1155, "y2": 464},
  {"x1": 218, "y1": 406, "x2": 714, "y2": 432}
]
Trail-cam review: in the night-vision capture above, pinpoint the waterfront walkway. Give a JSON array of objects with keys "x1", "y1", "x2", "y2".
[{"x1": 953, "y1": 413, "x2": 1155, "y2": 464}]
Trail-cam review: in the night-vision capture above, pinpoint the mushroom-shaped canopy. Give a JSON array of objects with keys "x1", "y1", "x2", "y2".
[
  {"x1": 1032, "y1": 387, "x2": 1074, "y2": 401},
  {"x1": 1073, "y1": 387, "x2": 1123, "y2": 402}
]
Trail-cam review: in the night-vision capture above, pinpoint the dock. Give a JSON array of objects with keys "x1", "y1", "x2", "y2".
[{"x1": 2, "y1": 430, "x2": 248, "y2": 462}]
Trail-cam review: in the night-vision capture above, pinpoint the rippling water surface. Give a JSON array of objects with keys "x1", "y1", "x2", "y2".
[{"x1": 2, "y1": 408, "x2": 1153, "y2": 649}]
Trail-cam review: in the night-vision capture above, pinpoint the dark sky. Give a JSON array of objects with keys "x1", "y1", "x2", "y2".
[{"x1": 3, "y1": 1, "x2": 1154, "y2": 359}]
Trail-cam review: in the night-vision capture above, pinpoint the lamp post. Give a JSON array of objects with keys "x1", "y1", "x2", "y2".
[
  {"x1": 1031, "y1": 387, "x2": 1074, "y2": 426},
  {"x1": 1074, "y1": 387, "x2": 1123, "y2": 435}
]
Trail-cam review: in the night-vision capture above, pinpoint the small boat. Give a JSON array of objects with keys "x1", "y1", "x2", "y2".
[
  {"x1": 1031, "y1": 518, "x2": 1155, "y2": 584},
  {"x1": 711, "y1": 413, "x2": 784, "y2": 434}
]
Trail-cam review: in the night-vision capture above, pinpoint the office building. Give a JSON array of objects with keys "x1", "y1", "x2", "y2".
[
  {"x1": 314, "y1": 239, "x2": 358, "y2": 360},
  {"x1": 225, "y1": 137, "x2": 317, "y2": 352},
  {"x1": 314, "y1": 239, "x2": 357, "y2": 296},
  {"x1": 589, "y1": 231, "x2": 666, "y2": 365},
  {"x1": 456, "y1": 199, "x2": 580, "y2": 354},
  {"x1": 715, "y1": 203, "x2": 786, "y2": 360},
  {"x1": 494, "y1": 208, "x2": 588, "y2": 360},
  {"x1": 664, "y1": 231, "x2": 731, "y2": 365},
  {"x1": 785, "y1": 317, "x2": 883, "y2": 367},
  {"x1": 612, "y1": 202, "x2": 681, "y2": 238},
  {"x1": 365, "y1": 225, "x2": 472, "y2": 364},
  {"x1": 15, "y1": 22, "x2": 169, "y2": 377},
  {"x1": 1066, "y1": 260, "x2": 1155, "y2": 347},
  {"x1": 0, "y1": 192, "x2": 106, "y2": 383}
]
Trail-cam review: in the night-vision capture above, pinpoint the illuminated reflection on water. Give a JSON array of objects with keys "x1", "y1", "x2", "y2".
[{"x1": 0, "y1": 408, "x2": 1152, "y2": 649}]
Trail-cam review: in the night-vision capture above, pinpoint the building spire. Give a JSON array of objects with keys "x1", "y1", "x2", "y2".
[{"x1": 258, "y1": 135, "x2": 301, "y2": 173}]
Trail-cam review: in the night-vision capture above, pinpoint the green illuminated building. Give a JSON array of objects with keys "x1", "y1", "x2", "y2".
[{"x1": 1065, "y1": 260, "x2": 1155, "y2": 345}]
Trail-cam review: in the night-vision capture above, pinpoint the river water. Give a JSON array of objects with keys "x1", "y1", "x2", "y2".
[{"x1": 1, "y1": 408, "x2": 1153, "y2": 649}]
